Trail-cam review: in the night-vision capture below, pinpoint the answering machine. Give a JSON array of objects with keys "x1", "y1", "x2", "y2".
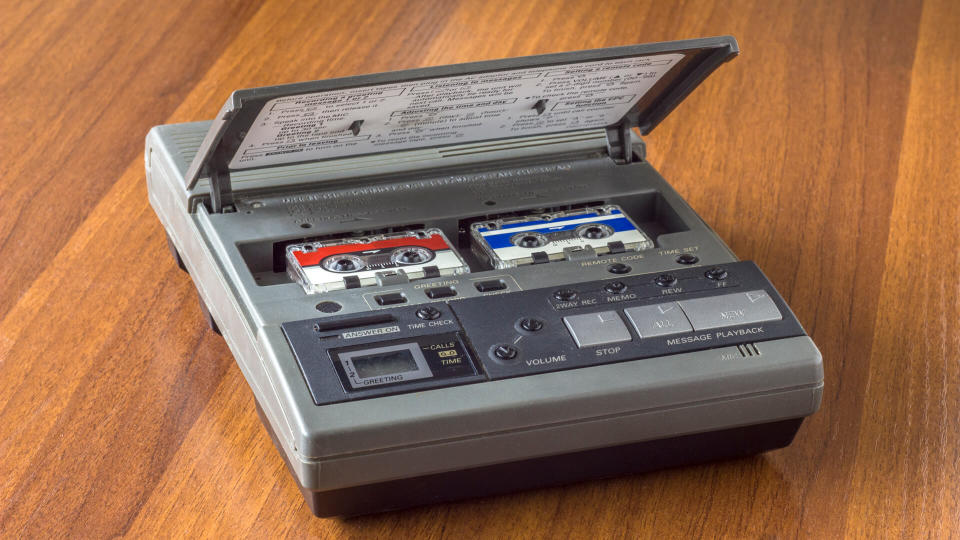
[{"x1": 146, "y1": 36, "x2": 823, "y2": 517}]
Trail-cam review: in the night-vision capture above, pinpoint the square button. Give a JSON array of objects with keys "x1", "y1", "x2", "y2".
[
  {"x1": 624, "y1": 302, "x2": 693, "y2": 338},
  {"x1": 425, "y1": 286, "x2": 456, "y2": 299},
  {"x1": 374, "y1": 293, "x2": 406, "y2": 306},
  {"x1": 563, "y1": 311, "x2": 632, "y2": 348},
  {"x1": 475, "y1": 280, "x2": 507, "y2": 293},
  {"x1": 677, "y1": 290, "x2": 782, "y2": 330}
]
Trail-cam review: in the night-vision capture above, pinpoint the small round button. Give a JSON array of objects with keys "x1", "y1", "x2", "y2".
[
  {"x1": 554, "y1": 288, "x2": 578, "y2": 301},
  {"x1": 415, "y1": 306, "x2": 441, "y2": 320},
  {"x1": 676, "y1": 253, "x2": 699, "y2": 265},
  {"x1": 493, "y1": 344, "x2": 519, "y2": 361},
  {"x1": 705, "y1": 267, "x2": 728, "y2": 280},
  {"x1": 655, "y1": 274, "x2": 677, "y2": 287},
  {"x1": 604, "y1": 281, "x2": 628, "y2": 294},
  {"x1": 607, "y1": 262, "x2": 631, "y2": 274},
  {"x1": 519, "y1": 318, "x2": 544, "y2": 332}
]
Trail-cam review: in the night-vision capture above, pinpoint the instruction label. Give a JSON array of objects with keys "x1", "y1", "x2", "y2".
[{"x1": 230, "y1": 53, "x2": 685, "y2": 169}]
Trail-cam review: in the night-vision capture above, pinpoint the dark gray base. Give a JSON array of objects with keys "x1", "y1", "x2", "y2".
[{"x1": 254, "y1": 401, "x2": 804, "y2": 518}]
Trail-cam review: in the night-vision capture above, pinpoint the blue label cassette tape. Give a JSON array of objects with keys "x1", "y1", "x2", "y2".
[{"x1": 469, "y1": 204, "x2": 653, "y2": 269}]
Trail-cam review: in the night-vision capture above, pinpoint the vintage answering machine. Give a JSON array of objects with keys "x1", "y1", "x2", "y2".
[{"x1": 146, "y1": 36, "x2": 823, "y2": 517}]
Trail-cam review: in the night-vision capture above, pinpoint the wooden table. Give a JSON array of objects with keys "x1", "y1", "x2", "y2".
[{"x1": 1, "y1": 0, "x2": 958, "y2": 537}]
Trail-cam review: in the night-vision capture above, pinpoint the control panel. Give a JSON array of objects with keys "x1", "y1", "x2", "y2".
[
  {"x1": 282, "y1": 261, "x2": 806, "y2": 405},
  {"x1": 451, "y1": 261, "x2": 804, "y2": 380}
]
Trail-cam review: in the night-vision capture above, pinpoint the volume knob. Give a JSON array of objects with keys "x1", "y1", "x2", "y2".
[
  {"x1": 493, "y1": 344, "x2": 519, "y2": 361},
  {"x1": 519, "y1": 318, "x2": 544, "y2": 332}
]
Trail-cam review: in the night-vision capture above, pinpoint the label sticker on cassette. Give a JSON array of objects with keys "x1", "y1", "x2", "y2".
[
  {"x1": 286, "y1": 229, "x2": 469, "y2": 293},
  {"x1": 470, "y1": 205, "x2": 653, "y2": 269}
]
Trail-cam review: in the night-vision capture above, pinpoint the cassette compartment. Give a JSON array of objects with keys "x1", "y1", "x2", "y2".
[{"x1": 234, "y1": 188, "x2": 691, "y2": 287}]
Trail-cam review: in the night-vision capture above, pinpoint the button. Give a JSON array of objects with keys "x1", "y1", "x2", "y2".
[
  {"x1": 624, "y1": 302, "x2": 693, "y2": 338},
  {"x1": 705, "y1": 267, "x2": 728, "y2": 280},
  {"x1": 415, "y1": 306, "x2": 441, "y2": 320},
  {"x1": 676, "y1": 253, "x2": 699, "y2": 265},
  {"x1": 492, "y1": 344, "x2": 518, "y2": 361},
  {"x1": 677, "y1": 290, "x2": 782, "y2": 330},
  {"x1": 425, "y1": 286, "x2": 456, "y2": 299},
  {"x1": 554, "y1": 288, "x2": 578, "y2": 301},
  {"x1": 654, "y1": 274, "x2": 677, "y2": 287},
  {"x1": 607, "y1": 263, "x2": 631, "y2": 274},
  {"x1": 604, "y1": 281, "x2": 627, "y2": 294},
  {"x1": 519, "y1": 318, "x2": 544, "y2": 332},
  {"x1": 563, "y1": 311, "x2": 632, "y2": 348},
  {"x1": 374, "y1": 293, "x2": 406, "y2": 306},
  {"x1": 475, "y1": 279, "x2": 506, "y2": 293}
]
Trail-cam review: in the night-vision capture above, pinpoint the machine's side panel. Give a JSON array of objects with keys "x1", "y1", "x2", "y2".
[{"x1": 145, "y1": 127, "x2": 306, "y2": 460}]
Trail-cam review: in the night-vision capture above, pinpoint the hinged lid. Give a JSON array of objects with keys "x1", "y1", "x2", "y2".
[{"x1": 185, "y1": 36, "x2": 738, "y2": 207}]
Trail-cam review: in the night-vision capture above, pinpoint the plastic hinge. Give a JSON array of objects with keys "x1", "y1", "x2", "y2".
[{"x1": 605, "y1": 120, "x2": 647, "y2": 164}]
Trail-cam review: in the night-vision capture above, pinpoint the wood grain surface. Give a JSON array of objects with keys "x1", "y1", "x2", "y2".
[{"x1": 1, "y1": 0, "x2": 958, "y2": 537}]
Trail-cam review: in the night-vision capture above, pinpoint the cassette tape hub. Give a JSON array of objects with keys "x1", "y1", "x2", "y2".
[{"x1": 146, "y1": 36, "x2": 823, "y2": 517}]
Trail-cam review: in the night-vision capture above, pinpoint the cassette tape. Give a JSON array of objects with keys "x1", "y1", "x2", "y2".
[
  {"x1": 286, "y1": 229, "x2": 469, "y2": 293},
  {"x1": 470, "y1": 205, "x2": 653, "y2": 269}
]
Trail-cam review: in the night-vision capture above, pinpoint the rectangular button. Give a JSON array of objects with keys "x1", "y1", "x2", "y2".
[
  {"x1": 623, "y1": 302, "x2": 693, "y2": 338},
  {"x1": 374, "y1": 293, "x2": 407, "y2": 306},
  {"x1": 475, "y1": 279, "x2": 506, "y2": 293},
  {"x1": 563, "y1": 311, "x2": 632, "y2": 348},
  {"x1": 425, "y1": 286, "x2": 456, "y2": 299},
  {"x1": 677, "y1": 290, "x2": 782, "y2": 330}
]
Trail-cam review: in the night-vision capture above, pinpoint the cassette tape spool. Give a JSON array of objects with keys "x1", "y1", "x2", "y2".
[
  {"x1": 286, "y1": 229, "x2": 469, "y2": 293},
  {"x1": 470, "y1": 205, "x2": 653, "y2": 269}
]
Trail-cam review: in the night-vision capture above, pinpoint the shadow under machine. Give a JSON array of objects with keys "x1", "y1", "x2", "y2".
[{"x1": 145, "y1": 36, "x2": 823, "y2": 517}]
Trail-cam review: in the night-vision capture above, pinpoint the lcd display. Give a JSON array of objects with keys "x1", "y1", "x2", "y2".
[
  {"x1": 352, "y1": 349, "x2": 419, "y2": 379},
  {"x1": 337, "y1": 342, "x2": 434, "y2": 389}
]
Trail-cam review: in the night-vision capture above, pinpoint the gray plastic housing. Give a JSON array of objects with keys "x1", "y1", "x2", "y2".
[
  {"x1": 146, "y1": 123, "x2": 822, "y2": 492},
  {"x1": 144, "y1": 38, "x2": 822, "y2": 501}
]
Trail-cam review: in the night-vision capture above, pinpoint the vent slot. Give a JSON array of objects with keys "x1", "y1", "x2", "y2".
[{"x1": 736, "y1": 343, "x2": 761, "y2": 357}]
